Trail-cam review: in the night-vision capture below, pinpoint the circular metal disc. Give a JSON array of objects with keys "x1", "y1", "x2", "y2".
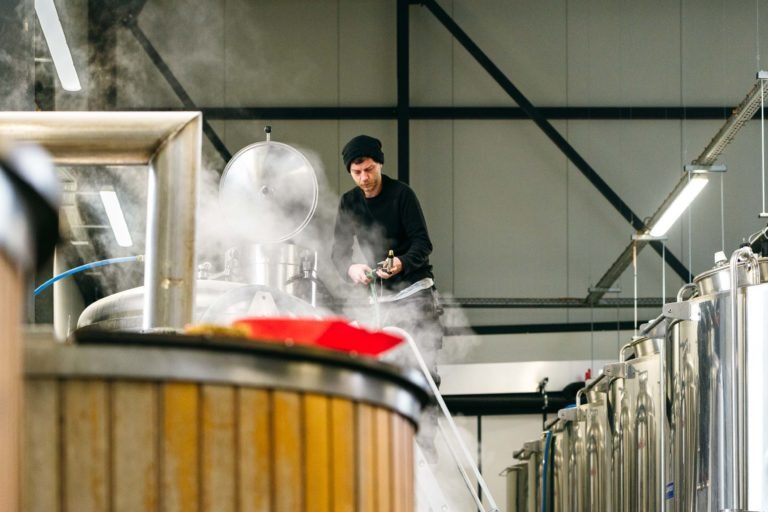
[{"x1": 219, "y1": 141, "x2": 319, "y2": 243}]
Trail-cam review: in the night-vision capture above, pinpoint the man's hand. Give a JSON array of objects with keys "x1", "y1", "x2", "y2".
[
  {"x1": 376, "y1": 256, "x2": 402, "y2": 279},
  {"x1": 348, "y1": 263, "x2": 374, "y2": 285}
]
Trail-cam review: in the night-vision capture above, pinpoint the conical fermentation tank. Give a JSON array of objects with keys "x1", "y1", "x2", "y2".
[
  {"x1": 514, "y1": 439, "x2": 543, "y2": 512},
  {"x1": 545, "y1": 415, "x2": 571, "y2": 512},
  {"x1": 558, "y1": 400, "x2": 588, "y2": 512},
  {"x1": 622, "y1": 335, "x2": 665, "y2": 512},
  {"x1": 501, "y1": 462, "x2": 529, "y2": 512},
  {"x1": 668, "y1": 248, "x2": 768, "y2": 512}
]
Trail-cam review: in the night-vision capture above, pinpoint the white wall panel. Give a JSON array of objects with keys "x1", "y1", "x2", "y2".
[
  {"x1": 452, "y1": 120, "x2": 568, "y2": 297},
  {"x1": 338, "y1": 0, "x2": 396, "y2": 105},
  {"x1": 451, "y1": 0, "x2": 567, "y2": 106},
  {"x1": 410, "y1": 0, "x2": 454, "y2": 105}
]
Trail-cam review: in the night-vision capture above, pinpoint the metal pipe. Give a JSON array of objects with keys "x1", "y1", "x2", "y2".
[
  {"x1": 619, "y1": 341, "x2": 634, "y2": 362},
  {"x1": 144, "y1": 115, "x2": 200, "y2": 331},
  {"x1": 639, "y1": 314, "x2": 665, "y2": 336},
  {"x1": 0, "y1": 111, "x2": 203, "y2": 331},
  {"x1": 676, "y1": 282, "x2": 698, "y2": 302},
  {"x1": 724, "y1": 247, "x2": 759, "y2": 509}
]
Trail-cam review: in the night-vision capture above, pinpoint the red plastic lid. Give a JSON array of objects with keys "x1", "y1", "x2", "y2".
[{"x1": 232, "y1": 317, "x2": 404, "y2": 356}]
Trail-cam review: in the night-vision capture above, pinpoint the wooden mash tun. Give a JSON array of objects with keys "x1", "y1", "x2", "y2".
[{"x1": 0, "y1": 113, "x2": 429, "y2": 512}]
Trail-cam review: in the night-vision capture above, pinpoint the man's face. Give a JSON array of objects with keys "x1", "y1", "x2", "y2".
[{"x1": 349, "y1": 157, "x2": 383, "y2": 197}]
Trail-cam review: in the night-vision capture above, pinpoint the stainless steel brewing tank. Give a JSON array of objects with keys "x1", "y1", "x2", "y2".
[
  {"x1": 515, "y1": 439, "x2": 542, "y2": 512},
  {"x1": 668, "y1": 255, "x2": 768, "y2": 512},
  {"x1": 547, "y1": 417, "x2": 571, "y2": 512},
  {"x1": 582, "y1": 378, "x2": 612, "y2": 512},
  {"x1": 623, "y1": 336, "x2": 663, "y2": 512},
  {"x1": 562, "y1": 403, "x2": 588, "y2": 512},
  {"x1": 77, "y1": 279, "x2": 321, "y2": 332},
  {"x1": 224, "y1": 243, "x2": 316, "y2": 295},
  {"x1": 603, "y1": 361, "x2": 636, "y2": 512},
  {"x1": 502, "y1": 463, "x2": 529, "y2": 512}
]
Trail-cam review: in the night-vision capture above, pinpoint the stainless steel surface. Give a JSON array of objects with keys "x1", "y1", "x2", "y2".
[
  {"x1": 584, "y1": 380, "x2": 611, "y2": 511},
  {"x1": 77, "y1": 279, "x2": 245, "y2": 331},
  {"x1": 225, "y1": 243, "x2": 315, "y2": 291},
  {"x1": 516, "y1": 440, "x2": 542, "y2": 512},
  {"x1": 219, "y1": 140, "x2": 318, "y2": 243},
  {"x1": 77, "y1": 279, "x2": 323, "y2": 331},
  {"x1": 0, "y1": 111, "x2": 199, "y2": 165},
  {"x1": 0, "y1": 112, "x2": 202, "y2": 331},
  {"x1": 568, "y1": 405, "x2": 588, "y2": 512},
  {"x1": 520, "y1": 250, "x2": 768, "y2": 511},
  {"x1": 608, "y1": 367, "x2": 635, "y2": 512},
  {"x1": 24, "y1": 335, "x2": 428, "y2": 425},
  {"x1": 634, "y1": 346, "x2": 663, "y2": 512},
  {"x1": 549, "y1": 418, "x2": 571, "y2": 512},
  {"x1": 503, "y1": 463, "x2": 528, "y2": 512},
  {"x1": 143, "y1": 115, "x2": 200, "y2": 331},
  {"x1": 725, "y1": 248, "x2": 755, "y2": 510},
  {"x1": 744, "y1": 283, "x2": 768, "y2": 511},
  {"x1": 693, "y1": 252, "x2": 761, "y2": 296}
]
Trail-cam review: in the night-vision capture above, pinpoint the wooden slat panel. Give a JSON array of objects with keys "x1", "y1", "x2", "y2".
[
  {"x1": 23, "y1": 379, "x2": 59, "y2": 512},
  {"x1": 374, "y1": 408, "x2": 392, "y2": 512},
  {"x1": 161, "y1": 383, "x2": 199, "y2": 512},
  {"x1": 62, "y1": 380, "x2": 109, "y2": 512},
  {"x1": 201, "y1": 385, "x2": 236, "y2": 512},
  {"x1": 272, "y1": 390, "x2": 303, "y2": 512},
  {"x1": 238, "y1": 388, "x2": 271, "y2": 512},
  {"x1": 0, "y1": 261, "x2": 21, "y2": 512},
  {"x1": 303, "y1": 394, "x2": 330, "y2": 512},
  {"x1": 403, "y1": 417, "x2": 415, "y2": 512},
  {"x1": 356, "y1": 403, "x2": 376, "y2": 512},
  {"x1": 329, "y1": 398, "x2": 355, "y2": 512},
  {"x1": 390, "y1": 414, "x2": 406, "y2": 512},
  {"x1": 112, "y1": 382, "x2": 159, "y2": 512}
]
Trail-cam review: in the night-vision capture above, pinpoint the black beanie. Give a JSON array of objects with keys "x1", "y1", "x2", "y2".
[{"x1": 341, "y1": 135, "x2": 384, "y2": 171}]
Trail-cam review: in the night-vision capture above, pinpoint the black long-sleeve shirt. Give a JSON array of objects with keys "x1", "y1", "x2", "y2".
[{"x1": 331, "y1": 174, "x2": 433, "y2": 291}]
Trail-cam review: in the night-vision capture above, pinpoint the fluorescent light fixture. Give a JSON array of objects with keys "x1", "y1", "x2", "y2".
[
  {"x1": 99, "y1": 190, "x2": 133, "y2": 247},
  {"x1": 35, "y1": 0, "x2": 82, "y2": 91},
  {"x1": 649, "y1": 175, "x2": 709, "y2": 237}
]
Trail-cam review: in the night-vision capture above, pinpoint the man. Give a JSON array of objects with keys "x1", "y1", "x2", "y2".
[{"x1": 331, "y1": 134, "x2": 443, "y2": 376}]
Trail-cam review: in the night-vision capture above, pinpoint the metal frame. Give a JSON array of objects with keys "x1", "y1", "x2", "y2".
[
  {"x1": 587, "y1": 76, "x2": 768, "y2": 304},
  {"x1": 108, "y1": 2, "x2": 759, "y2": 331},
  {"x1": 0, "y1": 111, "x2": 202, "y2": 332}
]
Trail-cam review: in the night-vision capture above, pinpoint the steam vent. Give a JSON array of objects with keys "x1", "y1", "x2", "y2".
[{"x1": 6, "y1": 3, "x2": 768, "y2": 511}]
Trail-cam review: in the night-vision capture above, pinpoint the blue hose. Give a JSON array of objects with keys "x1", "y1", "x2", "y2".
[
  {"x1": 33, "y1": 255, "x2": 143, "y2": 296},
  {"x1": 541, "y1": 429, "x2": 553, "y2": 512}
]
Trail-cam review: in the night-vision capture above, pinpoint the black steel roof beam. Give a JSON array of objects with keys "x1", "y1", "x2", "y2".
[
  {"x1": 444, "y1": 320, "x2": 638, "y2": 336},
  {"x1": 441, "y1": 296, "x2": 671, "y2": 309},
  {"x1": 122, "y1": 15, "x2": 232, "y2": 164},
  {"x1": 417, "y1": 0, "x2": 691, "y2": 282},
  {"x1": 126, "y1": 105, "x2": 738, "y2": 121},
  {"x1": 419, "y1": 0, "x2": 643, "y2": 230}
]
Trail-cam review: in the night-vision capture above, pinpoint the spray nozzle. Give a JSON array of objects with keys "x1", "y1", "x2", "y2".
[{"x1": 375, "y1": 250, "x2": 395, "y2": 275}]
